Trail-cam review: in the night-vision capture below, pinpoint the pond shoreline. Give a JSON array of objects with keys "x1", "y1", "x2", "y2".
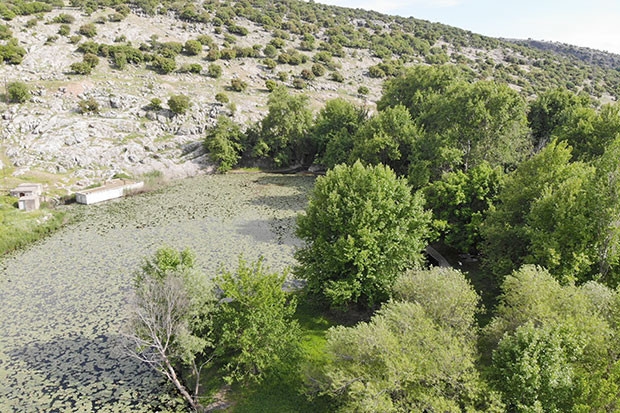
[{"x1": 0, "y1": 173, "x2": 314, "y2": 411}]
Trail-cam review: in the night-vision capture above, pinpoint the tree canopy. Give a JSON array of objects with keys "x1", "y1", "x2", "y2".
[{"x1": 295, "y1": 161, "x2": 432, "y2": 308}]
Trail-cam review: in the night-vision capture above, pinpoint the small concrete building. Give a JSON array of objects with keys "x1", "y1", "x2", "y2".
[
  {"x1": 75, "y1": 179, "x2": 144, "y2": 205},
  {"x1": 10, "y1": 183, "x2": 43, "y2": 212},
  {"x1": 18, "y1": 195, "x2": 40, "y2": 212},
  {"x1": 10, "y1": 183, "x2": 43, "y2": 198}
]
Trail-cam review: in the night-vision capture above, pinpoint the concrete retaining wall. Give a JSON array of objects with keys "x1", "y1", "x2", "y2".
[{"x1": 75, "y1": 180, "x2": 144, "y2": 205}]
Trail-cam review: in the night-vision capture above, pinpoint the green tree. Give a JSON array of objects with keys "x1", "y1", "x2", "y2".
[
  {"x1": 350, "y1": 104, "x2": 421, "y2": 176},
  {"x1": 295, "y1": 161, "x2": 432, "y2": 308},
  {"x1": 204, "y1": 115, "x2": 244, "y2": 172},
  {"x1": 492, "y1": 322, "x2": 580, "y2": 412},
  {"x1": 125, "y1": 248, "x2": 217, "y2": 411},
  {"x1": 555, "y1": 103, "x2": 620, "y2": 161},
  {"x1": 392, "y1": 267, "x2": 482, "y2": 337},
  {"x1": 252, "y1": 85, "x2": 314, "y2": 167},
  {"x1": 416, "y1": 80, "x2": 530, "y2": 178},
  {"x1": 312, "y1": 98, "x2": 366, "y2": 167},
  {"x1": 168, "y1": 94, "x2": 191, "y2": 115},
  {"x1": 527, "y1": 87, "x2": 591, "y2": 150},
  {"x1": 377, "y1": 65, "x2": 465, "y2": 119},
  {"x1": 318, "y1": 269, "x2": 502, "y2": 411},
  {"x1": 480, "y1": 140, "x2": 617, "y2": 284},
  {"x1": 424, "y1": 162, "x2": 504, "y2": 253},
  {"x1": 6, "y1": 81, "x2": 30, "y2": 103},
  {"x1": 213, "y1": 257, "x2": 302, "y2": 384},
  {"x1": 484, "y1": 265, "x2": 620, "y2": 411}
]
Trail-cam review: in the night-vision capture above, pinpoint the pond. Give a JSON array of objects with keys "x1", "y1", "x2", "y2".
[{"x1": 0, "y1": 173, "x2": 314, "y2": 412}]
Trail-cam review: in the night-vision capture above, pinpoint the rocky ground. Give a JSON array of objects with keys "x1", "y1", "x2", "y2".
[{"x1": 0, "y1": 8, "x2": 382, "y2": 195}]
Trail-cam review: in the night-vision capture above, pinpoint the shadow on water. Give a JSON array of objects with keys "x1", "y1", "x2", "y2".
[
  {"x1": 6, "y1": 333, "x2": 183, "y2": 411},
  {"x1": 253, "y1": 174, "x2": 316, "y2": 192},
  {"x1": 249, "y1": 175, "x2": 315, "y2": 211},
  {"x1": 236, "y1": 216, "x2": 301, "y2": 248}
]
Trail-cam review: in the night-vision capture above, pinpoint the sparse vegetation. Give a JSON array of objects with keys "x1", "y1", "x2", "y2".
[
  {"x1": 6, "y1": 81, "x2": 30, "y2": 103},
  {"x1": 167, "y1": 94, "x2": 190, "y2": 115}
]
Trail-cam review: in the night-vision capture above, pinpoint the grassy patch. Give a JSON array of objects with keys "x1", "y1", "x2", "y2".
[
  {"x1": 0, "y1": 195, "x2": 68, "y2": 256},
  {"x1": 225, "y1": 296, "x2": 334, "y2": 412}
]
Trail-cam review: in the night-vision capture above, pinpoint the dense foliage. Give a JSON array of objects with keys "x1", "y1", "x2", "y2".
[
  {"x1": 316, "y1": 268, "x2": 503, "y2": 412},
  {"x1": 6, "y1": 0, "x2": 620, "y2": 409},
  {"x1": 295, "y1": 161, "x2": 432, "y2": 308},
  {"x1": 127, "y1": 249, "x2": 302, "y2": 410}
]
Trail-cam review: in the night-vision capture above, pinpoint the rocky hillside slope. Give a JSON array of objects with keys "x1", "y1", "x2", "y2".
[{"x1": 1, "y1": 0, "x2": 619, "y2": 194}]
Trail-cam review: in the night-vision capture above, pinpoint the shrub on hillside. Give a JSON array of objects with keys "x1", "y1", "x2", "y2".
[
  {"x1": 168, "y1": 94, "x2": 191, "y2": 115},
  {"x1": 7, "y1": 81, "x2": 30, "y2": 103}
]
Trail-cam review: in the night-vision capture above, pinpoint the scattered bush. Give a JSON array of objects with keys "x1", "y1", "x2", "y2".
[
  {"x1": 45, "y1": 35, "x2": 59, "y2": 45},
  {"x1": 58, "y1": 24, "x2": 70, "y2": 36},
  {"x1": 107, "y1": 12, "x2": 124, "y2": 22},
  {"x1": 0, "y1": 40, "x2": 27, "y2": 64},
  {"x1": 263, "y1": 58, "x2": 277, "y2": 69},
  {"x1": 220, "y1": 48, "x2": 236, "y2": 60},
  {"x1": 168, "y1": 94, "x2": 191, "y2": 115},
  {"x1": 207, "y1": 63, "x2": 222, "y2": 78},
  {"x1": 151, "y1": 55, "x2": 176, "y2": 74},
  {"x1": 52, "y1": 13, "x2": 75, "y2": 24},
  {"x1": 206, "y1": 48, "x2": 220, "y2": 61},
  {"x1": 178, "y1": 63, "x2": 202, "y2": 74},
  {"x1": 184, "y1": 39, "x2": 202, "y2": 56},
  {"x1": 78, "y1": 97, "x2": 99, "y2": 113},
  {"x1": 7, "y1": 81, "x2": 30, "y2": 103},
  {"x1": 0, "y1": 24, "x2": 12, "y2": 40},
  {"x1": 148, "y1": 98, "x2": 162, "y2": 110},
  {"x1": 311, "y1": 63, "x2": 326, "y2": 77},
  {"x1": 83, "y1": 53, "x2": 99, "y2": 68},
  {"x1": 330, "y1": 71, "x2": 344, "y2": 82},
  {"x1": 215, "y1": 92, "x2": 229, "y2": 104},
  {"x1": 263, "y1": 44, "x2": 277, "y2": 58},
  {"x1": 196, "y1": 34, "x2": 214, "y2": 46},
  {"x1": 70, "y1": 61, "x2": 92, "y2": 75},
  {"x1": 227, "y1": 24, "x2": 248, "y2": 36},
  {"x1": 300, "y1": 69, "x2": 315, "y2": 80},
  {"x1": 265, "y1": 79, "x2": 277, "y2": 92},
  {"x1": 293, "y1": 78, "x2": 306, "y2": 89},
  {"x1": 357, "y1": 85, "x2": 370, "y2": 96},
  {"x1": 230, "y1": 78, "x2": 248, "y2": 92},
  {"x1": 78, "y1": 23, "x2": 97, "y2": 38}
]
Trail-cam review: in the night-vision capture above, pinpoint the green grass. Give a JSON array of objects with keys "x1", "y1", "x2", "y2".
[
  {"x1": 226, "y1": 296, "x2": 335, "y2": 412},
  {"x1": 0, "y1": 195, "x2": 68, "y2": 256}
]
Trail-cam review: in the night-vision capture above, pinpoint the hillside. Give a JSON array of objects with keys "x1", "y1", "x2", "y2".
[{"x1": 1, "y1": 0, "x2": 620, "y2": 194}]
